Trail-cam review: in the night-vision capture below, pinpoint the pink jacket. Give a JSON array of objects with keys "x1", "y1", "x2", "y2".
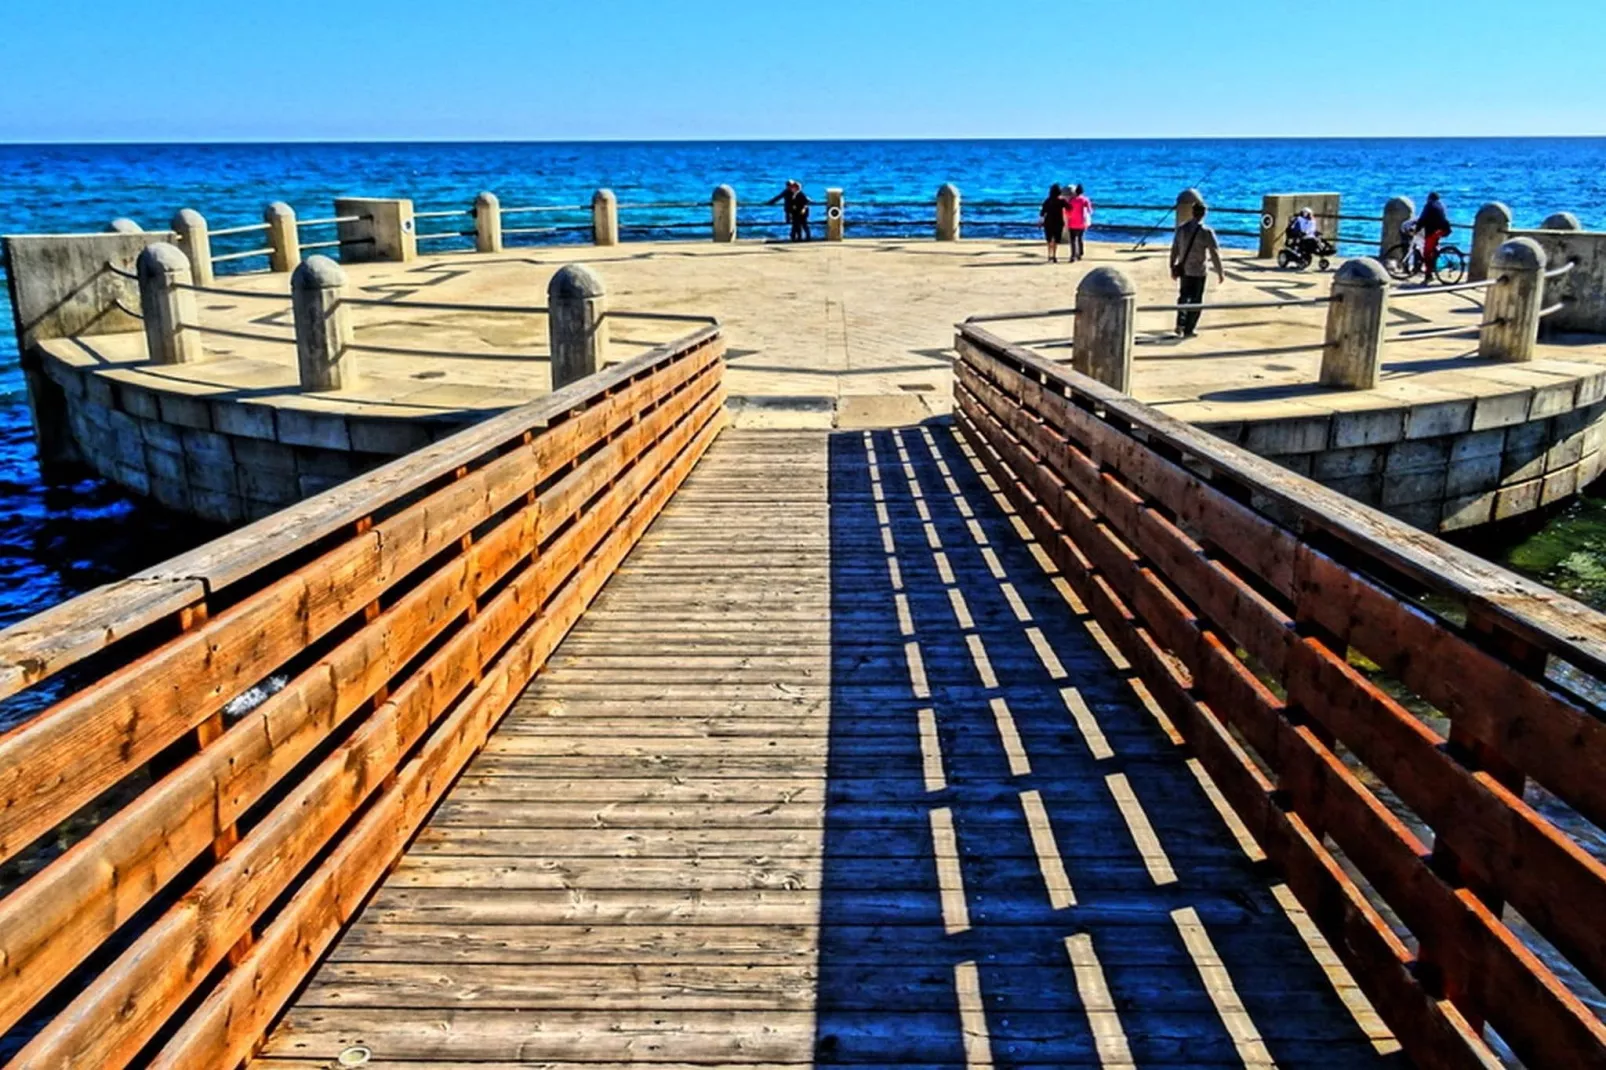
[{"x1": 1065, "y1": 194, "x2": 1092, "y2": 230}]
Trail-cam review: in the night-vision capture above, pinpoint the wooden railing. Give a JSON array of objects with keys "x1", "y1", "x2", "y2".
[
  {"x1": 0, "y1": 325, "x2": 726, "y2": 1068},
  {"x1": 953, "y1": 323, "x2": 1606, "y2": 1070}
]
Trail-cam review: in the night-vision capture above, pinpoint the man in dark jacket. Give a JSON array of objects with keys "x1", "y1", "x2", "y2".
[
  {"x1": 1413, "y1": 192, "x2": 1452, "y2": 282},
  {"x1": 767, "y1": 180, "x2": 802, "y2": 241}
]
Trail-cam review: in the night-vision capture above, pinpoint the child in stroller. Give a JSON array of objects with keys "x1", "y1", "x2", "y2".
[{"x1": 1277, "y1": 207, "x2": 1335, "y2": 271}]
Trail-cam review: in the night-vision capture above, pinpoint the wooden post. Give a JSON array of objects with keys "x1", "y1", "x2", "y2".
[
  {"x1": 137, "y1": 242, "x2": 204, "y2": 365},
  {"x1": 1381, "y1": 196, "x2": 1414, "y2": 259},
  {"x1": 1469, "y1": 202, "x2": 1512, "y2": 282},
  {"x1": 1175, "y1": 188, "x2": 1204, "y2": 231},
  {"x1": 548, "y1": 263, "x2": 608, "y2": 388},
  {"x1": 291, "y1": 255, "x2": 356, "y2": 391},
  {"x1": 1480, "y1": 237, "x2": 1546, "y2": 362},
  {"x1": 936, "y1": 184, "x2": 961, "y2": 241},
  {"x1": 712, "y1": 185, "x2": 737, "y2": 243},
  {"x1": 474, "y1": 191, "x2": 502, "y2": 253},
  {"x1": 825, "y1": 189, "x2": 844, "y2": 241},
  {"x1": 1320, "y1": 258, "x2": 1389, "y2": 390},
  {"x1": 592, "y1": 188, "x2": 618, "y2": 246},
  {"x1": 170, "y1": 209, "x2": 214, "y2": 286},
  {"x1": 1072, "y1": 267, "x2": 1136, "y2": 391},
  {"x1": 265, "y1": 201, "x2": 300, "y2": 272}
]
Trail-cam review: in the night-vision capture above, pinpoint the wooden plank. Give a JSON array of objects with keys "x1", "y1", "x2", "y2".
[{"x1": 146, "y1": 383, "x2": 727, "y2": 1070}]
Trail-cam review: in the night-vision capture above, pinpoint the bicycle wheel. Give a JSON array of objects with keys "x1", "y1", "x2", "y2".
[
  {"x1": 1383, "y1": 242, "x2": 1414, "y2": 280},
  {"x1": 1434, "y1": 246, "x2": 1466, "y2": 285}
]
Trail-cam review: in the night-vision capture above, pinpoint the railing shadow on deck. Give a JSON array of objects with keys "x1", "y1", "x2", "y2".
[{"x1": 815, "y1": 424, "x2": 1407, "y2": 1067}]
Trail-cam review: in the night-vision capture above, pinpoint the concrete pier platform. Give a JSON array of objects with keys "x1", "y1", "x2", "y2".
[{"x1": 31, "y1": 238, "x2": 1606, "y2": 529}]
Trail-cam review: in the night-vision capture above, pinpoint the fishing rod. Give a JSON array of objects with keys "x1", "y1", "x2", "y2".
[{"x1": 1128, "y1": 162, "x2": 1221, "y2": 251}]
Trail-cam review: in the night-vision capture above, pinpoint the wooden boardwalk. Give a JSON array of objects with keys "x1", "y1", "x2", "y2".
[{"x1": 251, "y1": 427, "x2": 1402, "y2": 1068}]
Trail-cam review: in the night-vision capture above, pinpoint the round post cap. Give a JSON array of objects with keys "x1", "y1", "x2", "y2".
[
  {"x1": 548, "y1": 263, "x2": 606, "y2": 300},
  {"x1": 1491, "y1": 236, "x2": 1547, "y2": 272},
  {"x1": 108, "y1": 218, "x2": 142, "y2": 233},
  {"x1": 265, "y1": 201, "x2": 295, "y2": 221},
  {"x1": 1333, "y1": 257, "x2": 1390, "y2": 288},
  {"x1": 1077, "y1": 266, "x2": 1137, "y2": 299},
  {"x1": 592, "y1": 188, "x2": 617, "y2": 205},
  {"x1": 474, "y1": 190, "x2": 500, "y2": 207},
  {"x1": 1384, "y1": 195, "x2": 1416, "y2": 214},
  {"x1": 1475, "y1": 201, "x2": 1513, "y2": 225},
  {"x1": 137, "y1": 241, "x2": 192, "y2": 276},
  {"x1": 713, "y1": 184, "x2": 736, "y2": 201},
  {"x1": 293, "y1": 254, "x2": 348, "y2": 290},
  {"x1": 1541, "y1": 211, "x2": 1581, "y2": 231},
  {"x1": 938, "y1": 183, "x2": 960, "y2": 199},
  {"x1": 171, "y1": 208, "x2": 206, "y2": 231}
]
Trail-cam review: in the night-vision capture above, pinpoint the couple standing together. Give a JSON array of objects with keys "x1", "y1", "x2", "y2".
[{"x1": 1039, "y1": 183, "x2": 1092, "y2": 263}]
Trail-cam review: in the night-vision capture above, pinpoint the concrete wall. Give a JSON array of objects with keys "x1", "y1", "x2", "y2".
[
  {"x1": 35, "y1": 348, "x2": 474, "y2": 524},
  {"x1": 1198, "y1": 368, "x2": 1606, "y2": 532},
  {"x1": 1508, "y1": 228, "x2": 1606, "y2": 334},
  {"x1": 1259, "y1": 192, "x2": 1341, "y2": 258},
  {"x1": 4, "y1": 231, "x2": 175, "y2": 348}
]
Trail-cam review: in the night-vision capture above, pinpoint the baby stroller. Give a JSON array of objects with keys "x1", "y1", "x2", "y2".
[{"x1": 1277, "y1": 222, "x2": 1335, "y2": 271}]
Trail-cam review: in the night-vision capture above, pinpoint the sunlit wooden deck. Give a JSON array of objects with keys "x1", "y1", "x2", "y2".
[{"x1": 252, "y1": 429, "x2": 1397, "y2": 1068}]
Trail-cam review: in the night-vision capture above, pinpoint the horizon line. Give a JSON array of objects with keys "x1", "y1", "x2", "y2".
[{"x1": 2, "y1": 133, "x2": 1605, "y2": 148}]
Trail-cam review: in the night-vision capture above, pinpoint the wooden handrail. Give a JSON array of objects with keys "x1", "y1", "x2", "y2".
[
  {"x1": 0, "y1": 325, "x2": 726, "y2": 1067},
  {"x1": 954, "y1": 323, "x2": 1606, "y2": 1070}
]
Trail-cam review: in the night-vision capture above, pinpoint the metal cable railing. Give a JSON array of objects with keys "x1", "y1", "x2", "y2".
[
  {"x1": 1136, "y1": 295, "x2": 1333, "y2": 312},
  {"x1": 1391, "y1": 277, "x2": 1496, "y2": 298},
  {"x1": 300, "y1": 238, "x2": 375, "y2": 252},
  {"x1": 1545, "y1": 261, "x2": 1578, "y2": 279},
  {"x1": 965, "y1": 307, "x2": 1078, "y2": 324},
  {"x1": 341, "y1": 296, "x2": 547, "y2": 315},
  {"x1": 603, "y1": 309, "x2": 720, "y2": 326},
  {"x1": 1385, "y1": 323, "x2": 1481, "y2": 343},
  {"x1": 413, "y1": 209, "x2": 470, "y2": 220},
  {"x1": 1540, "y1": 301, "x2": 1568, "y2": 318},
  {"x1": 297, "y1": 215, "x2": 363, "y2": 228},
  {"x1": 500, "y1": 204, "x2": 588, "y2": 215},
  {"x1": 211, "y1": 248, "x2": 273, "y2": 264},
  {"x1": 416, "y1": 231, "x2": 476, "y2": 241},
  {"x1": 210, "y1": 222, "x2": 273, "y2": 237}
]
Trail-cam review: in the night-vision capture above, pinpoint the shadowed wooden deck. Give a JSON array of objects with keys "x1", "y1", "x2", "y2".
[{"x1": 251, "y1": 428, "x2": 1399, "y2": 1068}]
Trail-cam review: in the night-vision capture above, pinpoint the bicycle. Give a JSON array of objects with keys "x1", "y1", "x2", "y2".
[{"x1": 1383, "y1": 239, "x2": 1466, "y2": 285}]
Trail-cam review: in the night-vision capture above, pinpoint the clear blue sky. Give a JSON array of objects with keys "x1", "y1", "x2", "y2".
[{"x1": 2, "y1": 0, "x2": 1601, "y2": 142}]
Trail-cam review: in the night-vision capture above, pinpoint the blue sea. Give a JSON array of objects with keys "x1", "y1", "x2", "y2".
[{"x1": 2, "y1": 136, "x2": 1605, "y2": 629}]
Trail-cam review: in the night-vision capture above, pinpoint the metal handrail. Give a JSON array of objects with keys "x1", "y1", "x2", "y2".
[
  {"x1": 499, "y1": 204, "x2": 588, "y2": 215},
  {"x1": 965, "y1": 307, "x2": 1079, "y2": 324},
  {"x1": 603, "y1": 309, "x2": 720, "y2": 326},
  {"x1": 175, "y1": 281, "x2": 291, "y2": 301},
  {"x1": 1135, "y1": 295, "x2": 1333, "y2": 312},
  {"x1": 298, "y1": 215, "x2": 362, "y2": 227},
  {"x1": 1385, "y1": 323, "x2": 1481, "y2": 343},
  {"x1": 341, "y1": 296, "x2": 548, "y2": 315},
  {"x1": 209, "y1": 222, "x2": 273, "y2": 237},
  {"x1": 1540, "y1": 301, "x2": 1568, "y2": 318},
  {"x1": 503, "y1": 225, "x2": 590, "y2": 235},
  {"x1": 416, "y1": 231, "x2": 475, "y2": 240},
  {"x1": 211, "y1": 248, "x2": 272, "y2": 263},
  {"x1": 1391, "y1": 278, "x2": 1496, "y2": 298},
  {"x1": 413, "y1": 209, "x2": 470, "y2": 220},
  {"x1": 616, "y1": 201, "x2": 704, "y2": 210},
  {"x1": 1545, "y1": 261, "x2": 1577, "y2": 279}
]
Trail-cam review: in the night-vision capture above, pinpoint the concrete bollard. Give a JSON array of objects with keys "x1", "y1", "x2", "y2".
[
  {"x1": 936, "y1": 184, "x2": 961, "y2": 242},
  {"x1": 1469, "y1": 202, "x2": 1512, "y2": 282},
  {"x1": 170, "y1": 209, "x2": 214, "y2": 287},
  {"x1": 592, "y1": 189, "x2": 619, "y2": 246},
  {"x1": 1381, "y1": 196, "x2": 1415, "y2": 259},
  {"x1": 474, "y1": 191, "x2": 503, "y2": 253},
  {"x1": 1072, "y1": 267, "x2": 1136, "y2": 391},
  {"x1": 825, "y1": 189, "x2": 845, "y2": 241},
  {"x1": 1176, "y1": 189, "x2": 1204, "y2": 231},
  {"x1": 291, "y1": 256, "x2": 356, "y2": 391},
  {"x1": 1542, "y1": 211, "x2": 1581, "y2": 231},
  {"x1": 1480, "y1": 237, "x2": 1547, "y2": 362},
  {"x1": 335, "y1": 198, "x2": 416, "y2": 263},
  {"x1": 1321, "y1": 258, "x2": 1390, "y2": 390},
  {"x1": 136, "y1": 242, "x2": 204, "y2": 365},
  {"x1": 712, "y1": 185, "x2": 737, "y2": 243},
  {"x1": 548, "y1": 264, "x2": 609, "y2": 388},
  {"x1": 108, "y1": 219, "x2": 142, "y2": 234},
  {"x1": 265, "y1": 202, "x2": 300, "y2": 272}
]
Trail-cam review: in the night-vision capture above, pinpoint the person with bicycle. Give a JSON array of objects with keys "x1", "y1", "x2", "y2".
[{"x1": 1412, "y1": 192, "x2": 1452, "y2": 283}]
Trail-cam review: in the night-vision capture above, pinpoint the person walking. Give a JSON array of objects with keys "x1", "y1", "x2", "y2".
[
  {"x1": 1039, "y1": 183, "x2": 1069, "y2": 262},
  {"x1": 1170, "y1": 201, "x2": 1225, "y2": 337},
  {"x1": 767, "y1": 180, "x2": 802, "y2": 241},
  {"x1": 1064, "y1": 184, "x2": 1092, "y2": 262},
  {"x1": 792, "y1": 185, "x2": 813, "y2": 242}
]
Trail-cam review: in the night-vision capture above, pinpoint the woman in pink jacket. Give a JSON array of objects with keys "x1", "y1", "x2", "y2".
[{"x1": 1063, "y1": 184, "x2": 1092, "y2": 262}]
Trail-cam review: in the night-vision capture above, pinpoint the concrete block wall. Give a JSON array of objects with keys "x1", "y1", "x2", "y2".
[
  {"x1": 1199, "y1": 369, "x2": 1606, "y2": 532},
  {"x1": 1507, "y1": 228, "x2": 1606, "y2": 334},
  {"x1": 40, "y1": 355, "x2": 472, "y2": 524}
]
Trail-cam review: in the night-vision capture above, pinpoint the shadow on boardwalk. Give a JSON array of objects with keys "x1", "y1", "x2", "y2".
[{"x1": 814, "y1": 424, "x2": 1409, "y2": 1068}]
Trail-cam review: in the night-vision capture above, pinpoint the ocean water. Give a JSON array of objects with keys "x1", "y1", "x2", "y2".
[{"x1": 4, "y1": 137, "x2": 1605, "y2": 632}]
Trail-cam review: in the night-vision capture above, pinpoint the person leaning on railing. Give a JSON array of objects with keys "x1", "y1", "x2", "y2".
[{"x1": 1170, "y1": 201, "x2": 1225, "y2": 338}]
